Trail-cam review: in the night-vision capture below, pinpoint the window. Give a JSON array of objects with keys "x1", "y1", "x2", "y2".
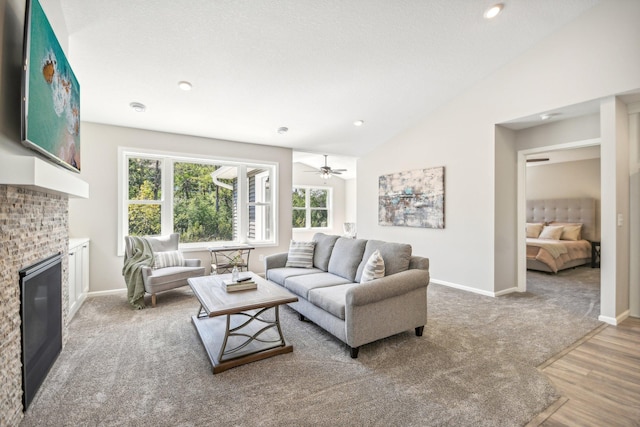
[
  {"x1": 292, "y1": 186, "x2": 331, "y2": 229},
  {"x1": 119, "y1": 149, "x2": 277, "y2": 253}
]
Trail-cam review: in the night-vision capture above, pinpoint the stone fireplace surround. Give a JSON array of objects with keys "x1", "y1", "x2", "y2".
[{"x1": 0, "y1": 185, "x2": 70, "y2": 426}]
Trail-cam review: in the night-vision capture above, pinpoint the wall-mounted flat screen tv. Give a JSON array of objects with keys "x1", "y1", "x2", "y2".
[{"x1": 22, "y1": 0, "x2": 81, "y2": 173}]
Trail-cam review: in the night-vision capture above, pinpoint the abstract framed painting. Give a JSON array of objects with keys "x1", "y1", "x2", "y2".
[{"x1": 378, "y1": 166, "x2": 445, "y2": 228}]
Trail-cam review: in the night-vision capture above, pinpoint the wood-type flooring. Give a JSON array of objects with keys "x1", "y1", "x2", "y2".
[{"x1": 529, "y1": 317, "x2": 640, "y2": 426}]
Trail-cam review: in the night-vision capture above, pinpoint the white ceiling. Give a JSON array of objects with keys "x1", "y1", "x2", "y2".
[{"x1": 46, "y1": 0, "x2": 601, "y2": 161}]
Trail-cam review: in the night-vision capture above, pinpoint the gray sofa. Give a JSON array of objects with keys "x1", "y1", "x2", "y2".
[{"x1": 264, "y1": 233, "x2": 430, "y2": 358}]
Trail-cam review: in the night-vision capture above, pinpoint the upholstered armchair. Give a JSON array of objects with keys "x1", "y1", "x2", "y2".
[{"x1": 124, "y1": 233, "x2": 205, "y2": 307}]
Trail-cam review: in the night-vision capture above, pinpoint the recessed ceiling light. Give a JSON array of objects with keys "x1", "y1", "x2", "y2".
[
  {"x1": 484, "y1": 3, "x2": 504, "y2": 19},
  {"x1": 277, "y1": 127, "x2": 288, "y2": 134},
  {"x1": 353, "y1": 120, "x2": 364, "y2": 126},
  {"x1": 178, "y1": 81, "x2": 192, "y2": 91},
  {"x1": 129, "y1": 102, "x2": 146, "y2": 112}
]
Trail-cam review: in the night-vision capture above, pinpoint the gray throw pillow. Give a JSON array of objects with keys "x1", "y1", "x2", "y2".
[
  {"x1": 285, "y1": 240, "x2": 316, "y2": 268},
  {"x1": 153, "y1": 250, "x2": 185, "y2": 269}
]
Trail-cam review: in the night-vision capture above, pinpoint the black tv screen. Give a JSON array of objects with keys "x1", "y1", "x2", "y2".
[{"x1": 21, "y1": 0, "x2": 81, "y2": 173}]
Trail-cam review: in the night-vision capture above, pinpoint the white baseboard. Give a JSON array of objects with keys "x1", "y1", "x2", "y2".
[
  {"x1": 87, "y1": 288, "x2": 127, "y2": 298},
  {"x1": 430, "y1": 279, "x2": 498, "y2": 297},
  {"x1": 494, "y1": 287, "x2": 520, "y2": 296},
  {"x1": 598, "y1": 310, "x2": 630, "y2": 325}
]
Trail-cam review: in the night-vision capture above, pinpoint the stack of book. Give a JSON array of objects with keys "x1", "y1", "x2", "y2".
[{"x1": 223, "y1": 277, "x2": 257, "y2": 292}]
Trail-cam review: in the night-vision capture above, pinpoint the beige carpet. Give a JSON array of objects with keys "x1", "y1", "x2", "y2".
[{"x1": 21, "y1": 267, "x2": 601, "y2": 426}]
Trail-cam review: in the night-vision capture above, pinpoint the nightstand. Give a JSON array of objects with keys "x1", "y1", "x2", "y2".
[{"x1": 591, "y1": 241, "x2": 600, "y2": 268}]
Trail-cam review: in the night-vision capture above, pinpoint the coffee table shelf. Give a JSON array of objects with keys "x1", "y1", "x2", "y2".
[{"x1": 188, "y1": 273, "x2": 297, "y2": 374}]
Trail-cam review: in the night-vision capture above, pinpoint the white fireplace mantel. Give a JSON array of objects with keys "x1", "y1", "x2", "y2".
[{"x1": 0, "y1": 155, "x2": 89, "y2": 198}]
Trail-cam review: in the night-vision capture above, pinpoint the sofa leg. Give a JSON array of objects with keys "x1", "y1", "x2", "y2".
[
  {"x1": 350, "y1": 346, "x2": 359, "y2": 358},
  {"x1": 151, "y1": 294, "x2": 157, "y2": 308},
  {"x1": 298, "y1": 313, "x2": 306, "y2": 321},
  {"x1": 415, "y1": 326, "x2": 424, "y2": 336}
]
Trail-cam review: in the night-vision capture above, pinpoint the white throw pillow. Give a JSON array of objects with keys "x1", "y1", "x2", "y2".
[
  {"x1": 361, "y1": 249, "x2": 385, "y2": 283},
  {"x1": 538, "y1": 225, "x2": 564, "y2": 240},
  {"x1": 153, "y1": 250, "x2": 185, "y2": 269},
  {"x1": 285, "y1": 240, "x2": 316, "y2": 268}
]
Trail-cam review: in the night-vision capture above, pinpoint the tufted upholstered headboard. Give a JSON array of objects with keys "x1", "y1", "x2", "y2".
[{"x1": 526, "y1": 198, "x2": 596, "y2": 242}]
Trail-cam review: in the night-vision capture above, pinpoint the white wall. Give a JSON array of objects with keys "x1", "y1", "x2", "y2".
[
  {"x1": 69, "y1": 122, "x2": 293, "y2": 293},
  {"x1": 292, "y1": 161, "x2": 347, "y2": 241},
  {"x1": 526, "y1": 158, "x2": 601, "y2": 236},
  {"x1": 629, "y1": 109, "x2": 640, "y2": 317},
  {"x1": 345, "y1": 178, "x2": 357, "y2": 223},
  {"x1": 518, "y1": 114, "x2": 602, "y2": 239},
  {"x1": 0, "y1": 0, "x2": 30, "y2": 157},
  {"x1": 357, "y1": 0, "x2": 640, "y2": 306}
]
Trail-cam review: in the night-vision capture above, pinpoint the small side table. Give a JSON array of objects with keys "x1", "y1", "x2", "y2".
[
  {"x1": 208, "y1": 245, "x2": 255, "y2": 274},
  {"x1": 591, "y1": 241, "x2": 600, "y2": 268}
]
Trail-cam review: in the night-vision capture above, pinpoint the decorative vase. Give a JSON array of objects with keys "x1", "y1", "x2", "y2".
[{"x1": 231, "y1": 265, "x2": 239, "y2": 282}]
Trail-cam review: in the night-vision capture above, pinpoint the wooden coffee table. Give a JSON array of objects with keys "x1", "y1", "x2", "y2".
[{"x1": 188, "y1": 272, "x2": 298, "y2": 374}]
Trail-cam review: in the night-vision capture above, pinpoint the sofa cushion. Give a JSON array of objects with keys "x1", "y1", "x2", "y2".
[
  {"x1": 284, "y1": 272, "x2": 351, "y2": 299},
  {"x1": 266, "y1": 267, "x2": 323, "y2": 286},
  {"x1": 312, "y1": 233, "x2": 340, "y2": 271},
  {"x1": 308, "y1": 283, "x2": 360, "y2": 320},
  {"x1": 285, "y1": 240, "x2": 316, "y2": 268},
  {"x1": 327, "y1": 238, "x2": 367, "y2": 282},
  {"x1": 360, "y1": 249, "x2": 385, "y2": 283},
  {"x1": 355, "y1": 240, "x2": 412, "y2": 283},
  {"x1": 144, "y1": 266, "x2": 205, "y2": 286}
]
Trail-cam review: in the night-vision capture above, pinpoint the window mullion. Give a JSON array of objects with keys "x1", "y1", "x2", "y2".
[
  {"x1": 161, "y1": 158, "x2": 173, "y2": 236},
  {"x1": 306, "y1": 189, "x2": 311, "y2": 229},
  {"x1": 238, "y1": 164, "x2": 248, "y2": 243}
]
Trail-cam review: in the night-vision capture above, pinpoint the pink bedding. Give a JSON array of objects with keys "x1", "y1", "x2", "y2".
[{"x1": 526, "y1": 239, "x2": 592, "y2": 273}]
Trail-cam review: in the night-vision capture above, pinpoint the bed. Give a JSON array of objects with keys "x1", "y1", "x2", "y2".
[{"x1": 526, "y1": 198, "x2": 596, "y2": 273}]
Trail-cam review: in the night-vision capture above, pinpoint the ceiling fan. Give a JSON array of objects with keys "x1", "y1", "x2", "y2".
[
  {"x1": 526, "y1": 158, "x2": 549, "y2": 163},
  {"x1": 308, "y1": 155, "x2": 347, "y2": 179}
]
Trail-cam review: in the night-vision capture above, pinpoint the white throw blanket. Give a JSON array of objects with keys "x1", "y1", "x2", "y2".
[{"x1": 526, "y1": 239, "x2": 568, "y2": 259}]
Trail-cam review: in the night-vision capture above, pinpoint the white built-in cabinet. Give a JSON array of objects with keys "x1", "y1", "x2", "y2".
[{"x1": 68, "y1": 238, "x2": 90, "y2": 320}]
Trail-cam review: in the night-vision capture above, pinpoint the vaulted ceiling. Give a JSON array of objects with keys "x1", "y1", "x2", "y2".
[{"x1": 46, "y1": 0, "x2": 601, "y2": 160}]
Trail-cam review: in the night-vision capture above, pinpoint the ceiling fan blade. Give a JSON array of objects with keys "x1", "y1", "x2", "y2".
[
  {"x1": 331, "y1": 171, "x2": 343, "y2": 175},
  {"x1": 331, "y1": 169, "x2": 347, "y2": 172},
  {"x1": 526, "y1": 158, "x2": 550, "y2": 163}
]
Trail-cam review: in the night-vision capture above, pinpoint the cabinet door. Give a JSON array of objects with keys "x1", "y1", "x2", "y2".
[
  {"x1": 69, "y1": 249, "x2": 77, "y2": 311},
  {"x1": 75, "y1": 246, "x2": 84, "y2": 300},
  {"x1": 81, "y1": 243, "x2": 90, "y2": 293}
]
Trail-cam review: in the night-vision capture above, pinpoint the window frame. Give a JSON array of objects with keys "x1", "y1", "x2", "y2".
[
  {"x1": 117, "y1": 147, "x2": 278, "y2": 255},
  {"x1": 291, "y1": 185, "x2": 332, "y2": 230}
]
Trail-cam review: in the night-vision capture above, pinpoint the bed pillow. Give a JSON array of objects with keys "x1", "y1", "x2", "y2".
[
  {"x1": 526, "y1": 223, "x2": 544, "y2": 238},
  {"x1": 285, "y1": 240, "x2": 316, "y2": 268},
  {"x1": 550, "y1": 222, "x2": 583, "y2": 241},
  {"x1": 561, "y1": 224, "x2": 583, "y2": 241},
  {"x1": 538, "y1": 225, "x2": 564, "y2": 240},
  {"x1": 360, "y1": 249, "x2": 385, "y2": 283},
  {"x1": 153, "y1": 250, "x2": 185, "y2": 269}
]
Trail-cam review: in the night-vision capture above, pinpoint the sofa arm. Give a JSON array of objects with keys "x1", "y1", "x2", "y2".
[
  {"x1": 184, "y1": 259, "x2": 201, "y2": 267},
  {"x1": 346, "y1": 269, "x2": 430, "y2": 306},
  {"x1": 264, "y1": 252, "x2": 288, "y2": 271}
]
